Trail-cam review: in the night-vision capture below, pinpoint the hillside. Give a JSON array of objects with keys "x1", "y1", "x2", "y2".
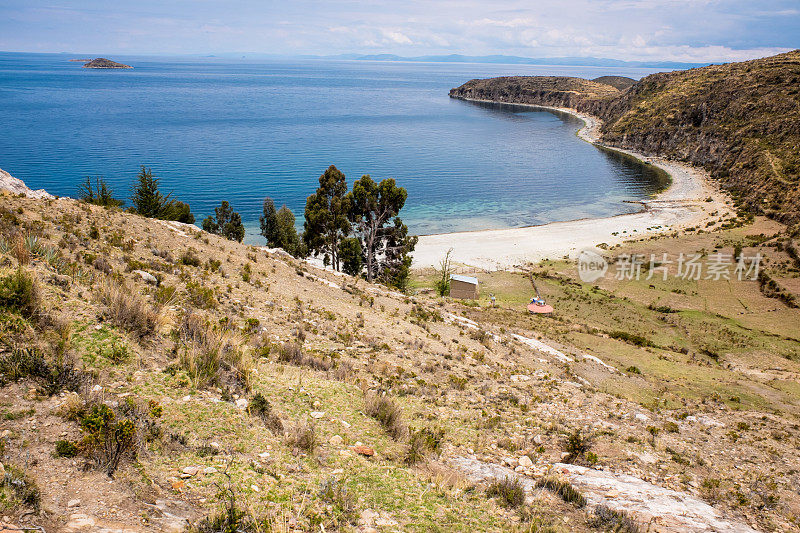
[
  {"x1": 450, "y1": 50, "x2": 800, "y2": 227},
  {"x1": 590, "y1": 76, "x2": 636, "y2": 91},
  {"x1": 1, "y1": 181, "x2": 799, "y2": 531}
]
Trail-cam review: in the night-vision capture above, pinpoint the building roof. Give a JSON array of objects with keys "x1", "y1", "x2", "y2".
[{"x1": 450, "y1": 274, "x2": 478, "y2": 285}]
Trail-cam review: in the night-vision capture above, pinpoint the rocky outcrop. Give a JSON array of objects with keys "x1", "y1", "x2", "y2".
[
  {"x1": 83, "y1": 58, "x2": 133, "y2": 69},
  {"x1": 450, "y1": 50, "x2": 800, "y2": 226},
  {"x1": 0, "y1": 168, "x2": 53, "y2": 199},
  {"x1": 450, "y1": 456, "x2": 759, "y2": 533},
  {"x1": 449, "y1": 76, "x2": 619, "y2": 110}
]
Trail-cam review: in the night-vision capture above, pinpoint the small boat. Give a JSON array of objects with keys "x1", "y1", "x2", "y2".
[{"x1": 527, "y1": 272, "x2": 554, "y2": 314}]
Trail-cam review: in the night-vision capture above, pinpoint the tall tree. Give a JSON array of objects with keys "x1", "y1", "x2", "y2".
[
  {"x1": 303, "y1": 166, "x2": 351, "y2": 270},
  {"x1": 129, "y1": 166, "x2": 195, "y2": 223},
  {"x1": 203, "y1": 201, "x2": 245, "y2": 242},
  {"x1": 130, "y1": 166, "x2": 167, "y2": 217},
  {"x1": 347, "y1": 175, "x2": 410, "y2": 282},
  {"x1": 260, "y1": 198, "x2": 280, "y2": 246},
  {"x1": 378, "y1": 217, "x2": 417, "y2": 291},
  {"x1": 260, "y1": 197, "x2": 305, "y2": 257}
]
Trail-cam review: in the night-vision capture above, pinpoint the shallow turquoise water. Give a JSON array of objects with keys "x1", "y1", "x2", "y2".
[{"x1": 0, "y1": 52, "x2": 666, "y2": 243}]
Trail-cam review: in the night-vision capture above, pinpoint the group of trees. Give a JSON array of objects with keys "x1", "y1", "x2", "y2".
[
  {"x1": 260, "y1": 165, "x2": 417, "y2": 290},
  {"x1": 79, "y1": 166, "x2": 195, "y2": 224},
  {"x1": 78, "y1": 164, "x2": 416, "y2": 288}
]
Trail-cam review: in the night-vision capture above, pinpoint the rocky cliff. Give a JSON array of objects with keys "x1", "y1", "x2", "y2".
[{"x1": 450, "y1": 51, "x2": 800, "y2": 226}]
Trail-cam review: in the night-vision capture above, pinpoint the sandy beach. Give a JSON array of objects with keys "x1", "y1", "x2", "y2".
[{"x1": 412, "y1": 100, "x2": 730, "y2": 271}]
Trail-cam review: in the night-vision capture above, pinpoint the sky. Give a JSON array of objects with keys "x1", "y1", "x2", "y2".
[{"x1": 1, "y1": 0, "x2": 798, "y2": 62}]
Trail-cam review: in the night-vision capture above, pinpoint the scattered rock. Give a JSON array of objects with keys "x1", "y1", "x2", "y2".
[
  {"x1": 235, "y1": 398, "x2": 248, "y2": 409},
  {"x1": 353, "y1": 445, "x2": 375, "y2": 457},
  {"x1": 181, "y1": 466, "x2": 199, "y2": 477},
  {"x1": 518, "y1": 455, "x2": 533, "y2": 468},
  {"x1": 310, "y1": 410, "x2": 325, "y2": 419},
  {"x1": 329, "y1": 435, "x2": 344, "y2": 446},
  {"x1": 133, "y1": 270, "x2": 158, "y2": 284},
  {"x1": 67, "y1": 498, "x2": 81, "y2": 508},
  {"x1": 66, "y1": 513, "x2": 95, "y2": 530},
  {"x1": 203, "y1": 466, "x2": 218, "y2": 474}
]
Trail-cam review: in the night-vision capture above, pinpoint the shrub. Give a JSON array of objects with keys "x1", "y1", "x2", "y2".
[
  {"x1": 405, "y1": 427, "x2": 445, "y2": 465},
  {"x1": 55, "y1": 439, "x2": 79, "y2": 457},
  {"x1": 249, "y1": 392, "x2": 283, "y2": 433},
  {"x1": 486, "y1": 476, "x2": 525, "y2": 508},
  {"x1": 0, "y1": 347, "x2": 86, "y2": 395},
  {"x1": 286, "y1": 421, "x2": 317, "y2": 453},
  {"x1": 564, "y1": 428, "x2": 592, "y2": 463},
  {"x1": 186, "y1": 281, "x2": 216, "y2": 309},
  {"x1": 365, "y1": 393, "x2": 406, "y2": 440},
  {"x1": 78, "y1": 403, "x2": 139, "y2": 476},
  {"x1": 78, "y1": 177, "x2": 124, "y2": 208},
  {"x1": 0, "y1": 268, "x2": 40, "y2": 319},
  {"x1": 318, "y1": 476, "x2": 356, "y2": 527},
  {"x1": 179, "y1": 250, "x2": 202, "y2": 267},
  {"x1": 275, "y1": 342, "x2": 331, "y2": 371},
  {"x1": 609, "y1": 330, "x2": 655, "y2": 347},
  {"x1": 0, "y1": 464, "x2": 41, "y2": 512},
  {"x1": 95, "y1": 280, "x2": 160, "y2": 339},
  {"x1": 537, "y1": 476, "x2": 586, "y2": 507},
  {"x1": 589, "y1": 505, "x2": 640, "y2": 532},
  {"x1": 177, "y1": 312, "x2": 252, "y2": 390}
]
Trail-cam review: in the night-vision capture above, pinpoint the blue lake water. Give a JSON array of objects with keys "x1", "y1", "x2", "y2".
[{"x1": 0, "y1": 52, "x2": 667, "y2": 243}]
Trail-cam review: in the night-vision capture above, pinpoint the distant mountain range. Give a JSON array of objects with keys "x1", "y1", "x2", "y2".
[{"x1": 302, "y1": 53, "x2": 711, "y2": 69}]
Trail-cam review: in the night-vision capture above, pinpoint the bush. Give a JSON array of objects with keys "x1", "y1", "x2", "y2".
[
  {"x1": 179, "y1": 250, "x2": 202, "y2": 267},
  {"x1": 275, "y1": 342, "x2": 331, "y2": 371},
  {"x1": 186, "y1": 281, "x2": 216, "y2": 309},
  {"x1": 537, "y1": 476, "x2": 586, "y2": 507},
  {"x1": 177, "y1": 312, "x2": 252, "y2": 390},
  {"x1": 486, "y1": 476, "x2": 525, "y2": 508},
  {"x1": 0, "y1": 347, "x2": 86, "y2": 395},
  {"x1": 286, "y1": 421, "x2": 317, "y2": 453},
  {"x1": 95, "y1": 280, "x2": 160, "y2": 339},
  {"x1": 609, "y1": 330, "x2": 655, "y2": 347},
  {"x1": 405, "y1": 427, "x2": 445, "y2": 465},
  {"x1": 318, "y1": 476, "x2": 356, "y2": 527},
  {"x1": 365, "y1": 393, "x2": 406, "y2": 440},
  {"x1": 0, "y1": 268, "x2": 40, "y2": 319},
  {"x1": 55, "y1": 439, "x2": 79, "y2": 457},
  {"x1": 249, "y1": 392, "x2": 283, "y2": 433},
  {"x1": 0, "y1": 464, "x2": 41, "y2": 512},
  {"x1": 78, "y1": 403, "x2": 139, "y2": 476},
  {"x1": 564, "y1": 428, "x2": 592, "y2": 464},
  {"x1": 589, "y1": 505, "x2": 640, "y2": 532}
]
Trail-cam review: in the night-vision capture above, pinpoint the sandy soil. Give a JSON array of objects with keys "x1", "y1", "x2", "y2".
[{"x1": 412, "y1": 101, "x2": 730, "y2": 270}]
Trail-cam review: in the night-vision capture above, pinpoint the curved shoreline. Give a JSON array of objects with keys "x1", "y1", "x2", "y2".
[{"x1": 412, "y1": 97, "x2": 730, "y2": 270}]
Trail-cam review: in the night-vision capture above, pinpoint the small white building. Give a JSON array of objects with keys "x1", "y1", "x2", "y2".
[{"x1": 449, "y1": 274, "x2": 479, "y2": 299}]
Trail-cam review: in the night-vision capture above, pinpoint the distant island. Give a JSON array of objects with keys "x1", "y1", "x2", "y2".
[{"x1": 82, "y1": 57, "x2": 133, "y2": 69}]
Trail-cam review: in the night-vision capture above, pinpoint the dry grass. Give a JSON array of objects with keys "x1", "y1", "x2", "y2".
[
  {"x1": 177, "y1": 312, "x2": 253, "y2": 390},
  {"x1": 364, "y1": 392, "x2": 406, "y2": 440},
  {"x1": 94, "y1": 279, "x2": 161, "y2": 339},
  {"x1": 286, "y1": 421, "x2": 317, "y2": 453}
]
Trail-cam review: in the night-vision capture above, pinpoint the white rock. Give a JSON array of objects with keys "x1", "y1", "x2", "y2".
[
  {"x1": 518, "y1": 455, "x2": 533, "y2": 468},
  {"x1": 91, "y1": 385, "x2": 103, "y2": 393},
  {"x1": 329, "y1": 435, "x2": 344, "y2": 446},
  {"x1": 67, "y1": 498, "x2": 81, "y2": 508},
  {"x1": 310, "y1": 411, "x2": 325, "y2": 419},
  {"x1": 203, "y1": 466, "x2": 218, "y2": 474},
  {"x1": 181, "y1": 466, "x2": 199, "y2": 476},
  {"x1": 250, "y1": 484, "x2": 260, "y2": 492},
  {"x1": 133, "y1": 270, "x2": 158, "y2": 284},
  {"x1": 235, "y1": 398, "x2": 248, "y2": 409},
  {"x1": 635, "y1": 413, "x2": 650, "y2": 422}
]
